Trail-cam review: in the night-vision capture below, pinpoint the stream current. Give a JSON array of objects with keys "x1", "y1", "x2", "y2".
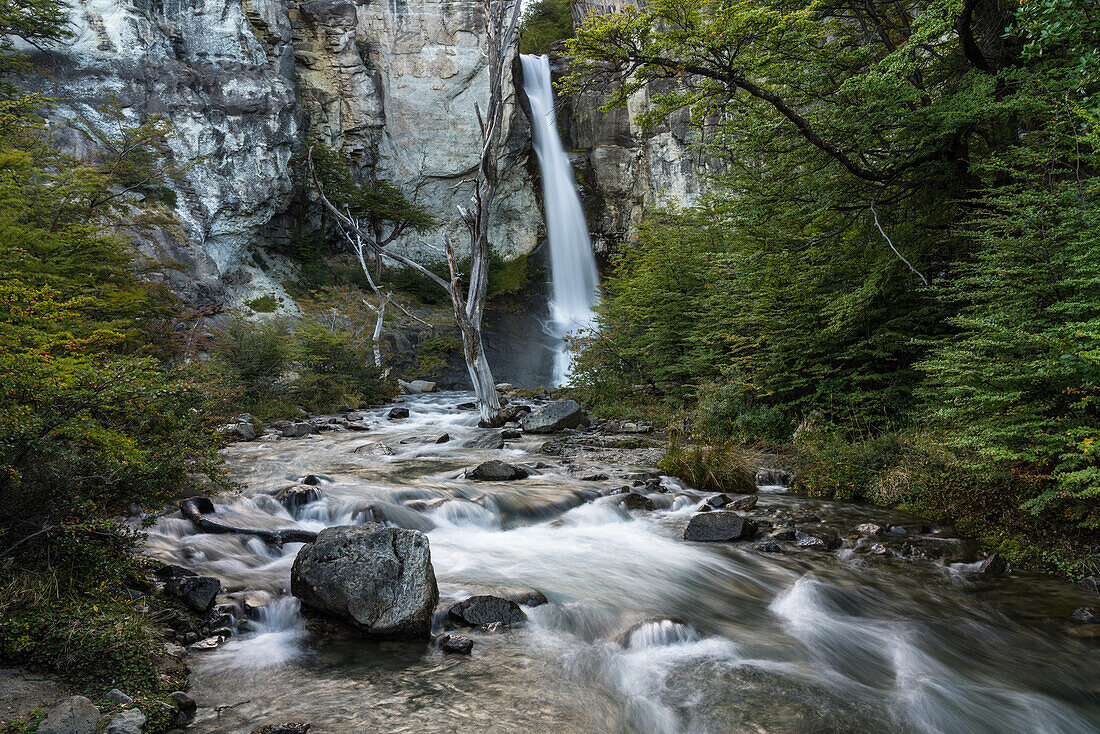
[{"x1": 144, "y1": 393, "x2": 1100, "y2": 733}]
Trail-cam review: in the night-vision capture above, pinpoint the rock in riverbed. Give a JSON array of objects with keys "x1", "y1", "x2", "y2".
[
  {"x1": 465, "y1": 431, "x2": 505, "y2": 450},
  {"x1": 164, "y1": 575, "x2": 221, "y2": 613},
  {"x1": 617, "y1": 493, "x2": 655, "y2": 511},
  {"x1": 467, "y1": 460, "x2": 528, "y2": 481},
  {"x1": 520, "y1": 400, "x2": 585, "y2": 434},
  {"x1": 291, "y1": 525, "x2": 438, "y2": 640},
  {"x1": 447, "y1": 595, "x2": 528, "y2": 628},
  {"x1": 439, "y1": 634, "x2": 474, "y2": 654},
  {"x1": 388, "y1": 407, "x2": 410, "y2": 419},
  {"x1": 683, "y1": 512, "x2": 757, "y2": 542},
  {"x1": 354, "y1": 442, "x2": 396, "y2": 456},
  {"x1": 251, "y1": 724, "x2": 311, "y2": 734}
]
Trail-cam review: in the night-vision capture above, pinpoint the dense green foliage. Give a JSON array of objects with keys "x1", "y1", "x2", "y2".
[
  {"x1": 519, "y1": 0, "x2": 574, "y2": 56},
  {"x1": 568, "y1": 0, "x2": 1099, "y2": 573}
]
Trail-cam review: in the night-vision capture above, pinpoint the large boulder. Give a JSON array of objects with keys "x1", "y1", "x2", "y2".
[
  {"x1": 683, "y1": 512, "x2": 757, "y2": 542},
  {"x1": 447, "y1": 595, "x2": 528, "y2": 627},
  {"x1": 467, "y1": 460, "x2": 528, "y2": 481},
  {"x1": 36, "y1": 696, "x2": 100, "y2": 734},
  {"x1": 291, "y1": 525, "x2": 438, "y2": 640},
  {"x1": 520, "y1": 400, "x2": 586, "y2": 434},
  {"x1": 281, "y1": 423, "x2": 316, "y2": 438}
]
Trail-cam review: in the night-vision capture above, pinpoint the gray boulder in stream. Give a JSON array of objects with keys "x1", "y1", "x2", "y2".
[
  {"x1": 468, "y1": 460, "x2": 528, "y2": 481},
  {"x1": 291, "y1": 525, "x2": 438, "y2": 640},
  {"x1": 683, "y1": 512, "x2": 757, "y2": 542},
  {"x1": 520, "y1": 400, "x2": 585, "y2": 434}
]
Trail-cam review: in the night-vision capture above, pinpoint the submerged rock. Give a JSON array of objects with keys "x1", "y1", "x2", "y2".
[
  {"x1": 465, "y1": 431, "x2": 505, "y2": 450},
  {"x1": 447, "y1": 595, "x2": 528, "y2": 628},
  {"x1": 1078, "y1": 576, "x2": 1100, "y2": 595},
  {"x1": 683, "y1": 512, "x2": 756, "y2": 542},
  {"x1": 506, "y1": 589, "x2": 549, "y2": 607},
  {"x1": 439, "y1": 634, "x2": 474, "y2": 654},
  {"x1": 615, "y1": 618, "x2": 697, "y2": 648},
  {"x1": 354, "y1": 442, "x2": 396, "y2": 457},
  {"x1": 1070, "y1": 607, "x2": 1097, "y2": 624},
  {"x1": 467, "y1": 460, "x2": 528, "y2": 481},
  {"x1": 275, "y1": 484, "x2": 322, "y2": 510},
  {"x1": 291, "y1": 525, "x2": 438, "y2": 640},
  {"x1": 520, "y1": 400, "x2": 585, "y2": 434},
  {"x1": 794, "y1": 531, "x2": 828, "y2": 549},
  {"x1": 754, "y1": 542, "x2": 783, "y2": 553},
  {"x1": 251, "y1": 724, "x2": 311, "y2": 734},
  {"x1": 36, "y1": 696, "x2": 100, "y2": 734}
]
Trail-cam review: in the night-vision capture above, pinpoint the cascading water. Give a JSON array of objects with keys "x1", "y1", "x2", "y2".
[{"x1": 520, "y1": 54, "x2": 600, "y2": 386}]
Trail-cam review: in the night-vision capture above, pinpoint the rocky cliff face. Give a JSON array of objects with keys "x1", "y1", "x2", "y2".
[{"x1": 28, "y1": 0, "x2": 538, "y2": 305}]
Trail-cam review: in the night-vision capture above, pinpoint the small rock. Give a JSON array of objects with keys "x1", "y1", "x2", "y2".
[
  {"x1": 794, "y1": 531, "x2": 828, "y2": 549},
  {"x1": 344, "y1": 412, "x2": 363, "y2": 421},
  {"x1": 683, "y1": 512, "x2": 757, "y2": 542},
  {"x1": 439, "y1": 634, "x2": 474, "y2": 654},
  {"x1": 188, "y1": 636, "x2": 224, "y2": 651},
  {"x1": 37, "y1": 696, "x2": 100, "y2": 734},
  {"x1": 770, "y1": 529, "x2": 797, "y2": 542},
  {"x1": 388, "y1": 407, "x2": 410, "y2": 419},
  {"x1": 617, "y1": 493, "x2": 655, "y2": 511},
  {"x1": 520, "y1": 400, "x2": 586, "y2": 434},
  {"x1": 467, "y1": 460, "x2": 529, "y2": 481},
  {"x1": 104, "y1": 689, "x2": 132, "y2": 705},
  {"x1": 354, "y1": 442, "x2": 396, "y2": 456},
  {"x1": 754, "y1": 542, "x2": 783, "y2": 553},
  {"x1": 495, "y1": 382, "x2": 515, "y2": 393},
  {"x1": 855, "y1": 523, "x2": 885, "y2": 536},
  {"x1": 1078, "y1": 576, "x2": 1100, "y2": 595},
  {"x1": 435, "y1": 433, "x2": 451, "y2": 444},
  {"x1": 154, "y1": 564, "x2": 197, "y2": 581},
  {"x1": 464, "y1": 431, "x2": 505, "y2": 450},
  {"x1": 978, "y1": 554, "x2": 1011, "y2": 575},
  {"x1": 448, "y1": 595, "x2": 528, "y2": 627},
  {"x1": 1070, "y1": 607, "x2": 1097, "y2": 624},
  {"x1": 581, "y1": 473, "x2": 609, "y2": 481},
  {"x1": 501, "y1": 429, "x2": 522, "y2": 440},
  {"x1": 274, "y1": 484, "x2": 322, "y2": 510},
  {"x1": 250, "y1": 724, "x2": 311, "y2": 734},
  {"x1": 410, "y1": 380, "x2": 437, "y2": 393},
  {"x1": 301, "y1": 474, "x2": 321, "y2": 485},
  {"x1": 164, "y1": 575, "x2": 221, "y2": 613},
  {"x1": 457, "y1": 402, "x2": 477, "y2": 411},
  {"x1": 346, "y1": 421, "x2": 372, "y2": 431},
  {"x1": 167, "y1": 691, "x2": 196, "y2": 726},
  {"x1": 506, "y1": 589, "x2": 548, "y2": 607},
  {"x1": 281, "y1": 423, "x2": 316, "y2": 438},
  {"x1": 705, "y1": 493, "x2": 732, "y2": 508},
  {"x1": 727, "y1": 494, "x2": 758, "y2": 511},
  {"x1": 104, "y1": 709, "x2": 146, "y2": 734},
  {"x1": 224, "y1": 422, "x2": 256, "y2": 441}
]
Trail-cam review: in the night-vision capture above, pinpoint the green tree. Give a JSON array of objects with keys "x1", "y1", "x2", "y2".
[{"x1": 519, "y1": 0, "x2": 574, "y2": 55}]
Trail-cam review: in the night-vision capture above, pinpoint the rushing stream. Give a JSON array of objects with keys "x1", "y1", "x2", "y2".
[{"x1": 145, "y1": 393, "x2": 1100, "y2": 733}]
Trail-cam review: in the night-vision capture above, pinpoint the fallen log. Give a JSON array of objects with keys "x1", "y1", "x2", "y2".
[{"x1": 180, "y1": 497, "x2": 318, "y2": 545}]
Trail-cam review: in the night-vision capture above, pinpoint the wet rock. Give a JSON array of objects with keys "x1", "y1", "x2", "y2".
[
  {"x1": 164, "y1": 575, "x2": 221, "y2": 613},
  {"x1": 104, "y1": 689, "x2": 132, "y2": 705},
  {"x1": 250, "y1": 724, "x2": 311, "y2": 734},
  {"x1": 978, "y1": 554, "x2": 1012, "y2": 575},
  {"x1": 301, "y1": 475, "x2": 322, "y2": 485},
  {"x1": 467, "y1": 460, "x2": 529, "y2": 481},
  {"x1": 447, "y1": 595, "x2": 528, "y2": 628},
  {"x1": 275, "y1": 484, "x2": 322, "y2": 510},
  {"x1": 1070, "y1": 607, "x2": 1097, "y2": 624},
  {"x1": 728, "y1": 494, "x2": 758, "y2": 511},
  {"x1": 796, "y1": 523, "x2": 842, "y2": 549},
  {"x1": 755, "y1": 468, "x2": 793, "y2": 487},
  {"x1": 794, "y1": 531, "x2": 828, "y2": 549},
  {"x1": 1078, "y1": 576, "x2": 1100, "y2": 595},
  {"x1": 457, "y1": 402, "x2": 477, "y2": 411},
  {"x1": 188, "y1": 636, "x2": 225, "y2": 651},
  {"x1": 344, "y1": 412, "x2": 363, "y2": 421},
  {"x1": 409, "y1": 380, "x2": 437, "y2": 393},
  {"x1": 617, "y1": 493, "x2": 655, "y2": 511},
  {"x1": 501, "y1": 428, "x2": 522, "y2": 440},
  {"x1": 104, "y1": 709, "x2": 146, "y2": 734},
  {"x1": 281, "y1": 423, "x2": 316, "y2": 438},
  {"x1": 291, "y1": 525, "x2": 438, "y2": 639},
  {"x1": 465, "y1": 431, "x2": 505, "y2": 450},
  {"x1": 770, "y1": 528, "x2": 798, "y2": 542},
  {"x1": 36, "y1": 696, "x2": 100, "y2": 734},
  {"x1": 354, "y1": 442, "x2": 396, "y2": 456},
  {"x1": 435, "y1": 433, "x2": 451, "y2": 444},
  {"x1": 581, "y1": 473, "x2": 609, "y2": 481},
  {"x1": 351, "y1": 505, "x2": 388, "y2": 525},
  {"x1": 616, "y1": 618, "x2": 697, "y2": 648},
  {"x1": 439, "y1": 634, "x2": 474, "y2": 654},
  {"x1": 520, "y1": 400, "x2": 586, "y2": 434},
  {"x1": 705, "y1": 493, "x2": 732, "y2": 508},
  {"x1": 167, "y1": 691, "x2": 196, "y2": 726},
  {"x1": 855, "y1": 523, "x2": 885, "y2": 536},
  {"x1": 683, "y1": 512, "x2": 757, "y2": 542},
  {"x1": 388, "y1": 407, "x2": 410, "y2": 419},
  {"x1": 506, "y1": 589, "x2": 548, "y2": 607},
  {"x1": 346, "y1": 421, "x2": 372, "y2": 431},
  {"x1": 754, "y1": 542, "x2": 783, "y2": 553}
]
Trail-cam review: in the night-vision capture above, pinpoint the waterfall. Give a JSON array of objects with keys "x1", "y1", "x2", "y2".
[{"x1": 520, "y1": 54, "x2": 600, "y2": 386}]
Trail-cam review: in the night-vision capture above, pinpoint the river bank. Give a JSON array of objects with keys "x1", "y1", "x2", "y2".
[{"x1": 128, "y1": 391, "x2": 1100, "y2": 733}]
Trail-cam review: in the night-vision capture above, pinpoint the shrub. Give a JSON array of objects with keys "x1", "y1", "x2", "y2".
[{"x1": 246, "y1": 295, "x2": 279, "y2": 312}]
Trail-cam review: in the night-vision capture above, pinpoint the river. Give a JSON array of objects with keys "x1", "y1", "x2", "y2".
[{"x1": 144, "y1": 392, "x2": 1100, "y2": 733}]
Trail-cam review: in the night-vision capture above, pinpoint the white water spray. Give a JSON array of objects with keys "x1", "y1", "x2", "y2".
[{"x1": 521, "y1": 54, "x2": 600, "y2": 386}]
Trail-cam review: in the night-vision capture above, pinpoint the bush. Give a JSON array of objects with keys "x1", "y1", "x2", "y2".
[
  {"x1": 691, "y1": 379, "x2": 793, "y2": 444},
  {"x1": 246, "y1": 295, "x2": 279, "y2": 312},
  {"x1": 659, "y1": 442, "x2": 758, "y2": 494}
]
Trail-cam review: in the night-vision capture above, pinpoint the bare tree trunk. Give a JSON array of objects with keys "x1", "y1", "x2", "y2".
[{"x1": 306, "y1": 0, "x2": 521, "y2": 426}]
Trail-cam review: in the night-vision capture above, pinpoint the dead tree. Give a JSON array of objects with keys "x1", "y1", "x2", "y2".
[{"x1": 309, "y1": 0, "x2": 522, "y2": 425}]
